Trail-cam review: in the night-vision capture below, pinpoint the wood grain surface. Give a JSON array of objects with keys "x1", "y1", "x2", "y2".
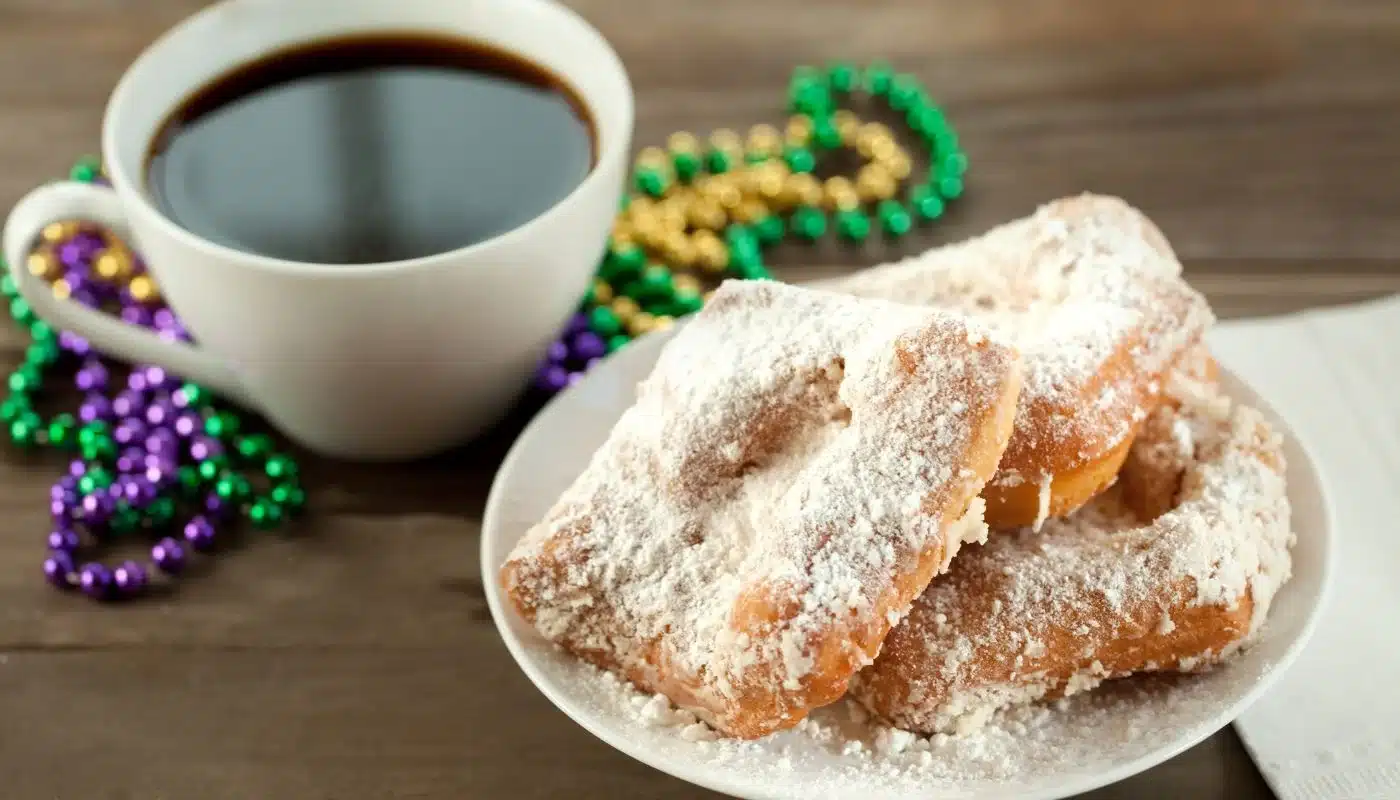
[{"x1": 1, "y1": 1, "x2": 1396, "y2": 798}]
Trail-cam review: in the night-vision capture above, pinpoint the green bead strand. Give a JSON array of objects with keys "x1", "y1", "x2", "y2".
[{"x1": 835, "y1": 209, "x2": 871, "y2": 242}]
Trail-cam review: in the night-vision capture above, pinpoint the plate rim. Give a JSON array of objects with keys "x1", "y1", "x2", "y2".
[{"x1": 481, "y1": 325, "x2": 1335, "y2": 800}]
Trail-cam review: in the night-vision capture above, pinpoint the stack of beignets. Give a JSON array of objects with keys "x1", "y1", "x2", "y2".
[{"x1": 500, "y1": 194, "x2": 1294, "y2": 741}]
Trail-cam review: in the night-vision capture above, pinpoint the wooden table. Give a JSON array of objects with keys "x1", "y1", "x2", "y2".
[{"x1": 1, "y1": 1, "x2": 1396, "y2": 798}]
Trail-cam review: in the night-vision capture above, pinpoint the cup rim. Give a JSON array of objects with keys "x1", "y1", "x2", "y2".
[{"x1": 100, "y1": 0, "x2": 633, "y2": 277}]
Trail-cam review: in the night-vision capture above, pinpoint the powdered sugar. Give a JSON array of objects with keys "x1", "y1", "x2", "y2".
[
  {"x1": 558, "y1": 649, "x2": 1268, "y2": 798},
  {"x1": 502, "y1": 280, "x2": 1021, "y2": 737},
  {"x1": 852, "y1": 376, "x2": 1293, "y2": 735},
  {"x1": 834, "y1": 194, "x2": 1215, "y2": 480}
]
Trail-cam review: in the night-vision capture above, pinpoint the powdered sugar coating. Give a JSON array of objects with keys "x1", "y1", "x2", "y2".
[
  {"x1": 835, "y1": 194, "x2": 1215, "y2": 479},
  {"x1": 852, "y1": 375, "x2": 1294, "y2": 735},
  {"x1": 502, "y1": 280, "x2": 1022, "y2": 738}
]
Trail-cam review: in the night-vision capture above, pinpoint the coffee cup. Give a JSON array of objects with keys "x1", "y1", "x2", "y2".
[{"x1": 1, "y1": 0, "x2": 633, "y2": 461}]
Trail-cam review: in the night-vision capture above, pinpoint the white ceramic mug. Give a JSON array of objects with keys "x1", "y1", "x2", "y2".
[{"x1": 1, "y1": 0, "x2": 632, "y2": 461}]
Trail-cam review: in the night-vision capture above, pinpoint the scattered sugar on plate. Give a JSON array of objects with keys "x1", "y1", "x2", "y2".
[{"x1": 548, "y1": 643, "x2": 1268, "y2": 798}]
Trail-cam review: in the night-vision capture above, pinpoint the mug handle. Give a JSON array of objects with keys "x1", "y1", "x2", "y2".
[{"x1": 2, "y1": 181, "x2": 255, "y2": 408}]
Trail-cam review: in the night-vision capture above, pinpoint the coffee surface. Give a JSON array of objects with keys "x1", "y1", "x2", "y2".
[{"x1": 146, "y1": 34, "x2": 594, "y2": 264}]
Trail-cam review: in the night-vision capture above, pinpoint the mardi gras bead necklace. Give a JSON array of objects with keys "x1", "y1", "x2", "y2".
[
  {"x1": 534, "y1": 61, "x2": 966, "y2": 392},
  {"x1": 2, "y1": 162, "x2": 304, "y2": 602}
]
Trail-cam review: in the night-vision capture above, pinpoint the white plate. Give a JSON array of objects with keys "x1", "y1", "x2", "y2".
[{"x1": 482, "y1": 327, "x2": 1333, "y2": 800}]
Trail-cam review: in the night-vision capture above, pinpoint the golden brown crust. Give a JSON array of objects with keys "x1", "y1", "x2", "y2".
[
  {"x1": 501, "y1": 281, "x2": 1024, "y2": 739},
  {"x1": 851, "y1": 377, "x2": 1292, "y2": 735},
  {"x1": 835, "y1": 194, "x2": 1215, "y2": 529}
]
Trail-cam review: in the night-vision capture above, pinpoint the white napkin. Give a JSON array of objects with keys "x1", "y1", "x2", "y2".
[{"x1": 1210, "y1": 294, "x2": 1400, "y2": 800}]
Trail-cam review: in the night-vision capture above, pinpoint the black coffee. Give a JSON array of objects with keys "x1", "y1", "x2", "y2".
[{"x1": 146, "y1": 34, "x2": 595, "y2": 264}]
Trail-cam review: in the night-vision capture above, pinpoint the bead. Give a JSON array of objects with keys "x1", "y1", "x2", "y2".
[
  {"x1": 112, "y1": 561, "x2": 148, "y2": 597},
  {"x1": 151, "y1": 537, "x2": 186, "y2": 574},
  {"x1": 588, "y1": 279, "x2": 614, "y2": 307},
  {"x1": 44, "y1": 550, "x2": 74, "y2": 588},
  {"x1": 203, "y1": 411, "x2": 239, "y2": 439},
  {"x1": 145, "y1": 398, "x2": 175, "y2": 428},
  {"x1": 113, "y1": 392, "x2": 143, "y2": 421},
  {"x1": 704, "y1": 148, "x2": 733, "y2": 175},
  {"x1": 855, "y1": 123, "x2": 894, "y2": 158},
  {"x1": 836, "y1": 209, "x2": 872, "y2": 242},
  {"x1": 832, "y1": 109, "x2": 861, "y2": 142},
  {"x1": 80, "y1": 490, "x2": 116, "y2": 524},
  {"x1": 856, "y1": 164, "x2": 898, "y2": 202},
  {"x1": 48, "y1": 527, "x2": 81, "y2": 552},
  {"x1": 653, "y1": 315, "x2": 676, "y2": 332},
  {"x1": 93, "y1": 247, "x2": 135, "y2": 282},
  {"x1": 783, "y1": 173, "x2": 824, "y2": 209},
  {"x1": 732, "y1": 199, "x2": 769, "y2": 224},
  {"x1": 709, "y1": 128, "x2": 742, "y2": 154},
  {"x1": 659, "y1": 231, "x2": 696, "y2": 267},
  {"x1": 632, "y1": 263, "x2": 674, "y2": 300},
  {"x1": 26, "y1": 249, "x2": 60, "y2": 280},
  {"x1": 887, "y1": 74, "x2": 922, "y2": 111},
  {"x1": 79, "y1": 563, "x2": 113, "y2": 600},
  {"x1": 535, "y1": 364, "x2": 568, "y2": 393},
  {"x1": 880, "y1": 150, "x2": 913, "y2": 180},
  {"x1": 10, "y1": 297, "x2": 35, "y2": 327},
  {"x1": 270, "y1": 483, "x2": 307, "y2": 515},
  {"x1": 667, "y1": 131, "x2": 701, "y2": 154},
  {"x1": 790, "y1": 82, "x2": 831, "y2": 117},
  {"x1": 810, "y1": 115, "x2": 842, "y2": 150},
  {"x1": 265, "y1": 454, "x2": 298, "y2": 482},
  {"x1": 782, "y1": 146, "x2": 816, "y2": 174},
  {"x1": 633, "y1": 166, "x2": 668, "y2": 198},
  {"x1": 147, "y1": 495, "x2": 177, "y2": 527},
  {"x1": 50, "y1": 277, "x2": 71, "y2": 301},
  {"x1": 174, "y1": 382, "x2": 208, "y2": 410},
  {"x1": 26, "y1": 338, "x2": 60, "y2": 367},
  {"x1": 937, "y1": 175, "x2": 965, "y2": 200},
  {"x1": 939, "y1": 151, "x2": 969, "y2": 177},
  {"x1": 752, "y1": 215, "x2": 785, "y2": 245},
  {"x1": 878, "y1": 199, "x2": 914, "y2": 236},
  {"x1": 672, "y1": 274, "x2": 702, "y2": 295},
  {"x1": 177, "y1": 465, "x2": 202, "y2": 496},
  {"x1": 687, "y1": 197, "x2": 727, "y2": 230},
  {"x1": 183, "y1": 516, "x2": 217, "y2": 552},
  {"x1": 188, "y1": 435, "x2": 223, "y2": 462},
  {"x1": 635, "y1": 146, "x2": 669, "y2": 169},
  {"x1": 173, "y1": 411, "x2": 201, "y2": 438},
  {"x1": 8, "y1": 363, "x2": 41, "y2": 393},
  {"x1": 790, "y1": 206, "x2": 828, "y2": 240},
  {"x1": 827, "y1": 61, "x2": 858, "y2": 93},
  {"x1": 0, "y1": 395, "x2": 28, "y2": 423},
  {"x1": 70, "y1": 156, "x2": 102, "y2": 183},
  {"x1": 746, "y1": 124, "x2": 782, "y2": 157},
  {"x1": 588, "y1": 306, "x2": 622, "y2": 337},
  {"x1": 626, "y1": 311, "x2": 656, "y2": 337},
  {"x1": 672, "y1": 151, "x2": 701, "y2": 183},
  {"x1": 234, "y1": 433, "x2": 274, "y2": 461},
  {"x1": 823, "y1": 176, "x2": 860, "y2": 211},
  {"x1": 692, "y1": 230, "x2": 729, "y2": 272},
  {"x1": 572, "y1": 331, "x2": 607, "y2": 361},
  {"x1": 78, "y1": 394, "x2": 112, "y2": 424},
  {"x1": 74, "y1": 360, "x2": 108, "y2": 393},
  {"x1": 214, "y1": 474, "x2": 251, "y2": 504},
  {"x1": 126, "y1": 274, "x2": 159, "y2": 304},
  {"x1": 9, "y1": 413, "x2": 41, "y2": 447},
  {"x1": 609, "y1": 296, "x2": 641, "y2": 325},
  {"x1": 863, "y1": 62, "x2": 895, "y2": 95},
  {"x1": 39, "y1": 221, "x2": 79, "y2": 244},
  {"x1": 248, "y1": 498, "x2": 284, "y2": 530},
  {"x1": 606, "y1": 334, "x2": 630, "y2": 354},
  {"x1": 752, "y1": 162, "x2": 789, "y2": 201},
  {"x1": 784, "y1": 116, "x2": 812, "y2": 147}
]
